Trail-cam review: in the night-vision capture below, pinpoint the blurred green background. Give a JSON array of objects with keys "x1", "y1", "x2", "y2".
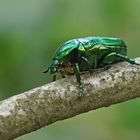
[{"x1": 0, "y1": 0, "x2": 140, "y2": 140}]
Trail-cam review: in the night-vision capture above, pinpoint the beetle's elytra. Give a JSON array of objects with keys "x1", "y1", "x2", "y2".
[{"x1": 44, "y1": 36, "x2": 140, "y2": 96}]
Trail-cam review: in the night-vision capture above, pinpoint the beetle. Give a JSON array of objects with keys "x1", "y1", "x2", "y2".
[{"x1": 43, "y1": 37, "x2": 140, "y2": 96}]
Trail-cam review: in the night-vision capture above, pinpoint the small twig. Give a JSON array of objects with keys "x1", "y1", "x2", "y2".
[{"x1": 0, "y1": 59, "x2": 140, "y2": 140}]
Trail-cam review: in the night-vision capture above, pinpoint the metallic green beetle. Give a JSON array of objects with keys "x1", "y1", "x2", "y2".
[{"x1": 44, "y1": 37, "x2": 140, "y2": 96}]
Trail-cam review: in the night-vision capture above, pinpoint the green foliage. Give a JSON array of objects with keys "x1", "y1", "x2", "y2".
[{"x1": 0, "y1": 0, "x2": 140, "y2": 140}]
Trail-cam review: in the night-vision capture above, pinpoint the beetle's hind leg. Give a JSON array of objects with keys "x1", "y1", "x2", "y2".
[
  {"x1": 102, "y1": 52, "x2": 140, "y2": 66},
  {"x1": 75, "y1": 63, "x2": 84, "y2": 96},
  {"x1": 81, "y1": 56, "x2": 93, "y2": 73},
  {"x1": 81, "y1": 56, "x2": 110, "y2": 73},
  {"x1": 116, "y1": 54, "x2": 140, "y2": 66}
]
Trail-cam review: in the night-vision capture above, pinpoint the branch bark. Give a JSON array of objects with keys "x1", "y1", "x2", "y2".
[{"x1": 1, "y1": 59, "x2": 140, "y2": 140}]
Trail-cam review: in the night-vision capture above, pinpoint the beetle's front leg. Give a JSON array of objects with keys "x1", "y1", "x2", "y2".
[
  {"x1": 52, "y1": 74, "x2": 56, "y2": 81},
  {"x1": 75, "y1": 63, "x2": 84, "y2": 96}
]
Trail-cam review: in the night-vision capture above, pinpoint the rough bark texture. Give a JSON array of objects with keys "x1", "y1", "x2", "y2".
[{"x1": 1, "y1": 59, "x2": 140, "y2": 140}]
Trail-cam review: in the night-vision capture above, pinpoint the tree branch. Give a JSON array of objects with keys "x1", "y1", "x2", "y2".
[{"x1": 1, "y1": 59, "x2": 140, "y2": 140}]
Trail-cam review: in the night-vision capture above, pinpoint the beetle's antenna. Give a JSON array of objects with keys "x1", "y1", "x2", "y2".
[{"x1": 43, "y1": 67, "x2": 50, "y2": 73}]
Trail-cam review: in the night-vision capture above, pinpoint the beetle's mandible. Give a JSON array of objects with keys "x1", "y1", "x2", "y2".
[{"x1": 44, "y1": 37, "x2": 140, "y2": 96}]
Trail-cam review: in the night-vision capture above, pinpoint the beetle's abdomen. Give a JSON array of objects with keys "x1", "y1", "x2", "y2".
[{"x1": 78, "y1": 44, "x2": 127, "y2": 71}]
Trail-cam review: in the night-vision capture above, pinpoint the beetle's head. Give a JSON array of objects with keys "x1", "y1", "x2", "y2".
[
  {"x1": 50, "y1": 59, "x2": 58, "y2": 74},
  {"x1": 43, "y1": 59, "x2": 58, "y2": 74}
]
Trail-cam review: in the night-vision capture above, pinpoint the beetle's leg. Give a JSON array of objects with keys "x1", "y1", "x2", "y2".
[
  {"x1": 102, "y1": 52, "x2": 121, "y2": 65},
  {"x1": 75, "y1": 63, "x2": 80, "y2": 83},
  {"x1": 94, "y1": 47, "x2": 110, "y2": 71},
  {"x1": 102, "y1": 52, "x2": 140, "y2": 66},
  {"x1": 81, "y1": 56, "x2": 92, "y2": 73},
  {"x1": 116, "y1": 53, "x2": 140, "y2": 66},
  {"x1": 52, "y1": 74, "x2": 56, "y2": 81},
  {"x1": 75, "y1": 63, "x2": 84, "y2": 96}
]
